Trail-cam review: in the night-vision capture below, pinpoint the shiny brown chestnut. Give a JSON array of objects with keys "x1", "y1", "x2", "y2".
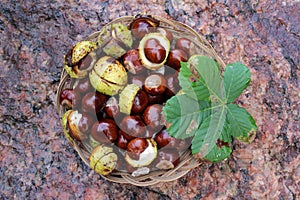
[
  {"x1": 144, "y1": 38, "x2": 166, "y2": 64},
  {"x1": 105, "y1": 97, "x2": 120, "y2": 118},
  {"x1": 125, "y1": 139, "x2": 157, "y2": 168},
  {"x1": 77, "y1": 113, "x2": 95, "y2": 134},
  {"x1": 60, "y1": 88, "x2": 76, "y2": 108},
  {"x1": 139, "y1": 33, "x2": 170, "y2": 71},
  {"x1": 122, "y1": 49, "x2": 145, "y2": 75},
  {"x1": 166, "y1": 49, "x2": 188, "y2": 70},
  {"x1": 132, "y1": 90, "x2": 149, "y2": 114},
  {"x1": 116, "y1": 133, "x2": 129, "y2": 150},
  {"x1": 154, "y1": 129, "x2": 176, "y2": 149},
  {"x1": 143, "y1": 74, "x2": 166, "y2": 95},
  {"x1": 165, "y1": 73, "x2": 180, "y2": 98},
  {"x1": 91, "y1": 119, "x2": 118, "y2": 143},
  {"x1": 81, "y1": 92, "x2": 107, "y2": 114},
  {"x1": 73, "y1": 78, "x2": 93, "y2": 95},
  {"x1": 119, "y1": 84, "x2": 147, "y2": 115},
  {"x1": 67, "y1": 110, "x2": 91, "y2": 141},
  {"x1": 120, "y1": 115, "x2": 146, "y2": 138},
  {"x1": 126, "y1": 138, "x2": 148, "y2": 160},
  {"x1": 142, "y1": 104, "x2": 163, "y2": 132},
  {"x1": 157, "y1": 28, "x2": 173, "y2": 42},
  {"x1": 175, "y1": 37, "x2": 195, "y2": 56},
  {"x1": 129, "y1": 15, "x2": 159, "y2": 39}
]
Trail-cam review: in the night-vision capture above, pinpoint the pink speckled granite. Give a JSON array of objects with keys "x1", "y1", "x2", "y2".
[{"x1": 0, "y1": 0, "x2": 299, "y2": 199}]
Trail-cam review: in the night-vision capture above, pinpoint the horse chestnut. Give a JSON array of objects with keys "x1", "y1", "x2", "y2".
[
  {"x1": 89, "y1": 144, "x2": 118, "y2": 175},
  {"x1": 119, "y1": 84, "x2": 148, "y2": 115},
  {"x1": 138, "y1": 33, "x2": 170, "y2": 70},
  {"x1": 67, "y1": 110, "x2": 92, "y2": 141},
  {"x1": 77, "y1": 113, "x2": 95, "y2": 134},
  {"x1": 129, "y1": 15, "x2": 159, "y2": 39},
  {"x1": 126, "y1": 138, "x2": 148, "y2": 160},
  {"x1": 122, "y1": 49, "x2": 145, "y2": 75},
  {"x1": 166, "y1": 49, "x2": 188, "y2": 70},
  {"x1": 125, "y1": 138, "x2": 157, "y2": 168},
  {"x1": 91, "y1": 119, "x2": 118, "y2": 143},
  {"x1": 116, "y1": 133, "x2": 129, "y2": 150},
  {"x1": 143, "y1": 74, "x2": 166, "y2": 95},
  {"x1": 147, "y1": 93, "x2": 164, "y2": 104},
  {"x1": 105, "y1": 97, "x2": 120, "y2": 118},
  {"x1": 81, "y1": 92, "x2": 107, "y2": 114},
  {"x1": 89, "y1": 56, "x2": 128, "y2": 96},
  {"x1": 119, "y1": 129, "x2": 135, "y2": 141},
  {"x1": 157, "y1": 28, "x2": 173, "y2": 42},
  {"x1": 175, "y1": 37, "x2": 196, "y2": 56},
  {"x1": 60, "y1": 88, "x2": 76, "y2": 108},
  {"x1": 129, "y1": 75, "x2": 145, "y2": 89},
  {"x1": 120, "y1": 115, "x2": 146, "y2": 138},
  {"x1": 73, "y1": 78, "x2": 93, "y2": 95},
  {"x1": 97, "y1": 23, "x2": 133, "y2": 58},
  {"x1": 132, "y1": 90, "x2": 149, "y2": 114},
  {"x1": 144, "y1": 38, "x2": 166, "y2": 64},
  {"x1": 154, "y1": 129, "x2": 175, "y2": 149},
  {"x1": 64, "y1": 41, "x2": 97, "y2": 78},
  {"x1": 142, "y1": 104, "x2": 163, "y2": 132},
  {"x1": 165, "y1": 73, "x2": 180, "y2": 98}
]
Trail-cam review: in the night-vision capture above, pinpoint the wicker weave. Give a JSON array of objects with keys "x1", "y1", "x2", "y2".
[{"x1": 56, "y1": 15, "x2": 225, "y2": 186}]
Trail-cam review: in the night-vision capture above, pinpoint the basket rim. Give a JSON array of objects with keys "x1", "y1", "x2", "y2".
[{"x1": 56, "y1": 14, "x2": 225, "y2": 186}]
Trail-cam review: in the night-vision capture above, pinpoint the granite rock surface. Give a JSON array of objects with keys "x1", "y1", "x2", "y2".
[{"x1": 0, "y1": 0, "x2": 299, "y2": 199}]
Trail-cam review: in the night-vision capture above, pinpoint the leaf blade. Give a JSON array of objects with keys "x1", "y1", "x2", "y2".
[
  {"x1": 227, "y1": 104, "x2": 257, "y2": 142},
  {"x1": 162, "y1": 94, "x2": 211, "y2": 139},
  {"x1": 191, "y1": 105, "x2": 227, "y2": 158},
  {"x1": 178, "y1": 62, "x2": 210, "y2": 101},
  {"x1": 204, "y1": 145, "x2": 232, "y2": 163},
  {"x1": 223, "y1": 62, "x2": 251, "y2": 103},
  {"x1": 190, "y1": 55, "x2": 223, "y2": 102}
]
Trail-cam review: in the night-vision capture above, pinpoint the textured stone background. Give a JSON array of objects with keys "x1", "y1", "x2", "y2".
[{"x1": 0, "y1": 0, "x2": 299, "y2": 199}]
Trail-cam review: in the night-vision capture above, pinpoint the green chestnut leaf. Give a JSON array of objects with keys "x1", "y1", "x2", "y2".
[
  {"x1": 191, "y1": 114, "x2": 232, "y2": 160},
  {"x1": 223, "y1": 62, "x2": 251, "y2": 103},
  {"x1": 204, "y1": 145, "x2": 232, "y2": 163},
  {"x1": 189, "y1": 55, "x2": 223, "y2": 101},
  {"x1": 191, "y1": 105, "x2": 227, "y2": 158},
  {"x1": 178, "y1": 62, "x2": 210, "y2": 101},
  {"x1": 163, "y1": 55, "x2": 257, "y2": 162},
  {"x1": 162, "y1": 94, "x2": 211, "y2": 139},
  {"x1": 227, "y1": 104, "x2": 257, "y2": 143}
]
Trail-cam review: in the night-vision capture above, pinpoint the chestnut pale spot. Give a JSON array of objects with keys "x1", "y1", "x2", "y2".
[
  {"x1": 147, "y1": 75, "x2": 161, "y2": 87},
  {"x1": 144, "y1": 74, "x2": 166, "y2": 95}
]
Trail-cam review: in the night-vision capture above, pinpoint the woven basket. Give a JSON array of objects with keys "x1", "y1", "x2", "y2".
[{"x1": 56, "y1": 15, "x2": 225, "y2": 186}]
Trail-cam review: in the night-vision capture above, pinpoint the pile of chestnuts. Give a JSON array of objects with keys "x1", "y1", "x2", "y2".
[{"x1": 60, "y1": 15, "x2": 196, "y2": 176}]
